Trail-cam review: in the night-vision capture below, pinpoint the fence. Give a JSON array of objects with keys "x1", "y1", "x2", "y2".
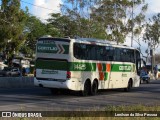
[{"x1": 0, "y1": 77, "x2": 34, "y2": 88}]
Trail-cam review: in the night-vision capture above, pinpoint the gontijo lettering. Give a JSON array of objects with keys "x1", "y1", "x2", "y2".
[
  {"x1": 38, "y1": 46, "x2": 58, "y2": 51},
  {"x1": 119, "y1": 66, "x2": 131, "y2": 71}
]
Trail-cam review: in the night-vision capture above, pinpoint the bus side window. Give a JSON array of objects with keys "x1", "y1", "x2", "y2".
[
  {"x1": 74, "y1": 43, "x2": 80, "y2": 59},
  {"x1": 103, "y1": 47, "x2": 108, "y2": 61},
  {"x1": 110, "y1": 47, "x2": 115, "y2": 61},
  {"x1": 86, "y1": 44, "x2": 96, "y2": 60},
  {"x1": 124, "y1": 49, "x2": 134, "y2": 62},
  {"x1": 97, "y1": 46, "x2": 105, "y2": 61},
  {"x1": 121, "y1": 49, "x2": 127, "y2": 62},
  {"x1": 120, "y1": 48, "x2": 134, "y2": 62},
  {"x1": 114, "y1": 48, "x2": 121, "y2": 61},
  {"x1": 129, "y1": 50, "x2": 135, "y2": 63},
  {"x1": 74, "y1": 43, "x2": 86, "y2": 60}
]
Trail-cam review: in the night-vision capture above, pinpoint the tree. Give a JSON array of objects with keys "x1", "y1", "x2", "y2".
[
  {"x1": 0, "y1": 0, "x2": 27, "y2": 57},
  {"x1": 47, "y1": 13, "x2": 77, "y2": 37},
  {"x1": 54, "y1": 0, "x2": 106, "y2": 38},
  {"x1": 143, "y1": 13, "x2": 160, "y2": 49},
  {"x1": 91, "y1": 0, "x2": 148, "y2": 44},
  {"x1": 57, "y1": 0, "x2": 148, "y2": 42},
  {"x1": 143, "y1": 13, "x2": 160, "y2": 72},
  {"x1": 20, "y1": 13, "x2": 61, "y2": 57},
  {"x1": 20, "y1": 14, "x2": 47, "y2": 57}
]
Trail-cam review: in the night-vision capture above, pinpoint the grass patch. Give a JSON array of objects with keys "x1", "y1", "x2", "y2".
[
  {"x1": 10, "y1": 104, "x2": 160, "y2": 120},
  {"x1": 105, "y1": 104, "x2": 160, "y2": 111}
]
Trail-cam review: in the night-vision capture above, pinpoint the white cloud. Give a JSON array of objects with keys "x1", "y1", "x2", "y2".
[
  {"x1": 32, "y1": 0, "x2": 62, "y2": 22},
  {"x1": 145, "y1": 0, "x2": 160, "y2": 18}
]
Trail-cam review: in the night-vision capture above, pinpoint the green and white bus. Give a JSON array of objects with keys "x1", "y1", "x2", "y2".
[{"x1": 34, "y1": 36, "x2": 141, "y2": 96}]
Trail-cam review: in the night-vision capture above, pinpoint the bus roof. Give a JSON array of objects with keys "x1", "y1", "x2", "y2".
[
  {"x1": 74, "y1": 38, "x2": 136, "y2": 50},
  {"x1": 38, "y1": 36, "x2": 138, "y2": 50},
  {"x1": 38, "y1": 36, "x2": 71, "y2": 42}
]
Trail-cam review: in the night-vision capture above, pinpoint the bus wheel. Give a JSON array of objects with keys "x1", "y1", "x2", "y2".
[
  {"x1": 124, "y1": 80, "x2": 132, "y2": 92},
  {"x1": 91, "y1": 80, "x2": 98, "y2": 96},
  {"x1": 81, "y1": 80, "x2": 91, "y2": 96}
]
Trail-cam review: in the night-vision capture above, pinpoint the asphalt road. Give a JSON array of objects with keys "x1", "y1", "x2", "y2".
[{"x1": 0, "y1": 80, "x2": 160, "y2": 111}]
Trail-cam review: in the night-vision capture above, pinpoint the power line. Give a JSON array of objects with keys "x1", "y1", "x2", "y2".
[
  {"x1": 20, "y1": 0, "x2": 59, "y2": 12},
  {"x1": 1, "y1": 1, "x2": 60, "y2": 13},
  {"x1": 1, "y1": 1, "x2": 61, "y2": 22},
  {"x1": 20, "y1": 0, "x2": 61, "y2": 22}
]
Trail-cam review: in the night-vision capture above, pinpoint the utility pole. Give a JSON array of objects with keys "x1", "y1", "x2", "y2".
[
  {"x1": 114, "y1": 2, "x2": 118, "y2": 45},
  {"x1": 150, "y1": 42, "x2": 155, "y2": 74},
  {"x1": 150, "y1": 49, "x2": 153, "y2": 73},
  {"x1": 131, "y1": 0, "x2": 134, "y2": 47}
]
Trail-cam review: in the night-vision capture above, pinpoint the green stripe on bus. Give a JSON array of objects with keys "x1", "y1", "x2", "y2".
[
  {"x1": 69, "y1": 62, "x2": 96, "y2": 71},
  {"x1": 36, "y1": 61, "x2": 133, "y2": 72},
  {"x1": 102, "y1": 64, "x2": 106, "y2": 71},
  {"x1": 69, "y1": 63, "x2": 132, "y2": 72},
  {"x1": 104, "y1": 72, "x2": 108, "y2": 80},
  {"x1": 36, "y1": 60, "x2": 68, "y2": 70}
]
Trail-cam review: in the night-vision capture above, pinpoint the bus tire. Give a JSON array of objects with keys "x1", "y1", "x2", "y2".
[
  {"x1": 91, "y1": 80, "x2": 98, "y2": 96},
  {"x1": 124, "y1": 80, "x2": 132, "y2": 92},
  {"x1": 81, "y1": 80, "x2": 91, "y2": 96}
]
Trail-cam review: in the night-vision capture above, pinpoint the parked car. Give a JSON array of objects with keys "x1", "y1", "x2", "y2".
[{"x1": 0, "y1": 67, "x2": 21, "y2": 77}]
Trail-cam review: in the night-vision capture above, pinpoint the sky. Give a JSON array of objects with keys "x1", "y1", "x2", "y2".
[
  {"x1": 20, "y1": 0, "x2": 63, "y2": 21},
  {"x1": 1, "y1": 0, "x2": 159, "y2": 56},
  {"x1": 19, "y1": 0, "x2": 160, "y2": 22}
]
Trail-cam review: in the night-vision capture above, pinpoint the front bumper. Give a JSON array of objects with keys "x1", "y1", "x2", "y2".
[{"x1": 141, "y1": 77, "x2": 149, "y2": 81}]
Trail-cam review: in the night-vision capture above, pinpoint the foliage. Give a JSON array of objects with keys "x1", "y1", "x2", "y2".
[
  {"x1": 0, "y1": 0, "x2": 27, "y2": 56},
  {"x1": 143, "y1": 13, "x2": 160, "y2": 49},
  {"x1": 53, "y1": 0, "x2": 106, "y2": 39},
  {"x1": 22, "y1": 15, "x2": 46, "y2": 56},
  {"x1": 49, "y1": 0, "x2": 148, "y2": 44},
  {"x1": 47, "y1": 12, "x2": 106, "y2": 39},
  {"x1": 47, "y1": 13, "x2": 76, "y2": 37},
  {"x1": 20, "y1": 13, "x2": 60, "y2": 57},
  {"x1": 91, "y1": 0, "x2": 148, "y2": 44}
]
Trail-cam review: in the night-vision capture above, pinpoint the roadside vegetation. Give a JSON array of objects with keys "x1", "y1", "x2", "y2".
[{"x1": 10, "y1": 104, "x2": 160, "y2": 120}]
